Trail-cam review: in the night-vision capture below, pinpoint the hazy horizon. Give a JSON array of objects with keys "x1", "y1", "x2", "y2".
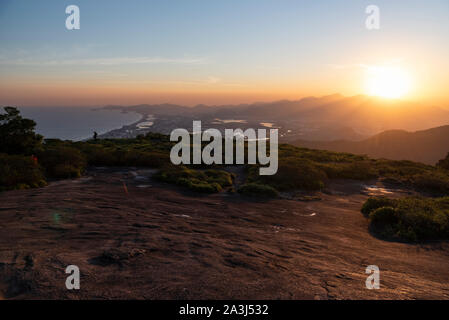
[{"x1": 5, "y1": 93, "x2": 449, "y2": 111}]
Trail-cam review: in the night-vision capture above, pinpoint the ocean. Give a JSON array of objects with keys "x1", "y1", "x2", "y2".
[{"x1": 18, "y1": 107, "x2": 141, "y2": 141}]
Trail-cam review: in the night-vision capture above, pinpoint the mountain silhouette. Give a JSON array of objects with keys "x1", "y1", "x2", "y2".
[
  {"x1": 105, "y1": 94, "x2": 449, "y2": 135},
  {"x1": 292, "y1": 125, "x2": 449, "y2": 165}
]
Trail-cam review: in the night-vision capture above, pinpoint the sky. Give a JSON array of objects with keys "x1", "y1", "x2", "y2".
[{"x1": 0, "y1": 0, "x2": 448, "y2": 107}]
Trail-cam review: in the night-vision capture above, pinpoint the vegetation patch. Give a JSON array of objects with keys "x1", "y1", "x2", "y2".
[
  {"x1": 237, "y1": 183, "x2": 279, "y2": 198},
  {"x1": 0, "y1": 153, "x2": 47, "y2": 191},
  {"x1": 48, "y1": 134, "x2": 172, "y2": 168},
  {"x1": 38, "y1": 145, "x2": 87, "y2": 179},
  {"x1": 154, "y1": 165, "x2": 234, "y2": 193},
  {"x1": 271, "y1": 145, "x2": 449, "y2": 194},
  {"x1": 318, "y1": 161, "x2": 378, "y2": 180},
  {"x1": 247, "y1": 159, "x2": 326, "y2": 191},
  {"x1": 361, "y1": 196, "x2": 449, "y2": 241}
]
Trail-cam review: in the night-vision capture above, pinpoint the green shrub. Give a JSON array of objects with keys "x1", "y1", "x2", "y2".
[
  {"x1": 249, "y1": 159, "x2": 326, "y2": 191},
  {"x1": 361, "y1": 196, "x2": 449, "y2": 241},
  {"x1": 372, "y1": 159, "x2": 449, "y2": 193},
  {"x1": 411, "y1": 172, "x2": 449, "y2": 194},
  {"x1": 154, "y1": 165, "x2": 233, "y2": 193},
  {"x1": 279, "y1": 144, "x2": 367, "y2": 163},
  {"x1": 38, "y1": 146, "x2": 87, "y2": 179},
  {"x1": 73, "y1": 140, "x2": 170, "y2": 168},
  {"x1": 203, "y1": 169, "x2": 234, "y2": 187},
  {"x1": 178, "y1": 178, "x2": 222, "y2": 193},
  {"x1": 361, "y1": 197, "x2": 397, "y2": 216},
  {"x1": 52, "y1": 164, "x2": 82, "y2": 179},
  {"x1": 238, "y1": 183, "x2": 279, "y2": 198},
  {"x1": 0, "y1": 153, "x2": 46, "y2": 190},
  {"x1": 369, "y1": 207, "x2": 398, "y2": 226},
  {"x1": 320, "y1": 161, "x2": 378, "y2": 180}
]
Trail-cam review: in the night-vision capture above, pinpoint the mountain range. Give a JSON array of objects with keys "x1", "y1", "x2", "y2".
[
  {"x1": 105, "y1": 94, "x2": 449, "y2": 135},
  {"x1": 293, "y1": 125, "x2": 449, "y2": 165},
  {"x1": 104, "y1": 94, "x2": 449, "y2": 164}
]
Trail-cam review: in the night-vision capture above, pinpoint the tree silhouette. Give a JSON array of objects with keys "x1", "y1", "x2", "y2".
[{"x1": 0, "y1": 106, "x2": 43, "y2": 155}]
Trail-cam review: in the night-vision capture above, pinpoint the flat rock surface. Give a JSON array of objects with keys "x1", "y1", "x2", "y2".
[{"x1": 1, "y1": 168, "x2": 448, "y2": 299}]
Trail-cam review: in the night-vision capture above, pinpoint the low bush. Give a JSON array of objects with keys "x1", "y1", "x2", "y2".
[
  {"x1": 361, "y1": 196, "x2": 449, "y2": 241},
  {"x1": 0, "y1": 153, "x2": 47, "y2": 190},
  {"x1": 154, "y1": 165, "x2": 233, "y2": 193},
  {"x1": 369, "y1": 207, "x2": 398, "y2": 225},
  {"x1": 178, "y1": 178, "x2": 222, "y2": 193},
  {"x1": 238, "y1": 183, "x2": 279, "y2": 198},
  {"x1": 319, "y1": 161, "x2": 378, "y2": 180},
  {"x1": 372, "y1": 159, "x2": 449, "y2": 194},
  {"x1": 361, "y1": 197, "x2": 397, "y2": 216},
  {"x1": 248, "y1": 159, "x2": 326, "y2": 191},
  {"x1": 38, "y1": 146, "x2": 87, "y2": 179},
  {"x1": 73, "y1": 139, "x2": 170, "y2": 168},
  {"x1": 411, "y1": 172, "x2": 449, "y2": 195}
]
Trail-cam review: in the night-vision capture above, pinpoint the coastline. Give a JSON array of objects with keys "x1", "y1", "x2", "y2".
[
  {"x1": 18, "y1": 106, "x2": 143, "y2": 141},
  {"x1": 97, "y1": 111, "x2": 152, "y2": 139}
]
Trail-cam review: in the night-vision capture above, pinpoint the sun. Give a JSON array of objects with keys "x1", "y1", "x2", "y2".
[{"x1": 365, "y1": 66, "x2": 412, "y2": 99}]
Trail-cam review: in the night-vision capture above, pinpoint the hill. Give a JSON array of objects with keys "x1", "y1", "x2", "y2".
[{"x1": 293, "y1": 125, "x2": 449, "y2": 165}]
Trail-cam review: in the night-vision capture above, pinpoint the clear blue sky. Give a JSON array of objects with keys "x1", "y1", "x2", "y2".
[{"x1": 1, "y1": 0, "x2": 448, "y2": 106}]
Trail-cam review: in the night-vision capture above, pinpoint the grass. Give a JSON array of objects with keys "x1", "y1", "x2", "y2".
[{"x1": 361, "y1": 196, "x2": 449, "y2": 241}]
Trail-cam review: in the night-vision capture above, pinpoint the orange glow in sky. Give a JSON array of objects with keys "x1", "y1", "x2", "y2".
[{"x1": 0, "y1": 1, "x2": 448, "y2": 107}]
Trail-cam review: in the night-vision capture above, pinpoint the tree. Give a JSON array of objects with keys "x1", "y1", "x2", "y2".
[
  {"x1": 0, "y1": 106, "x2": 43, "y2": 155},
  {"x1": 437, "y1": 152, "x2": 449, "y2": 170}
]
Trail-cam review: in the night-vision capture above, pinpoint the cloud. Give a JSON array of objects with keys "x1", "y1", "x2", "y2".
[{"x1": 0, "y1": 56, "x2": 208, "y2": 66}]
